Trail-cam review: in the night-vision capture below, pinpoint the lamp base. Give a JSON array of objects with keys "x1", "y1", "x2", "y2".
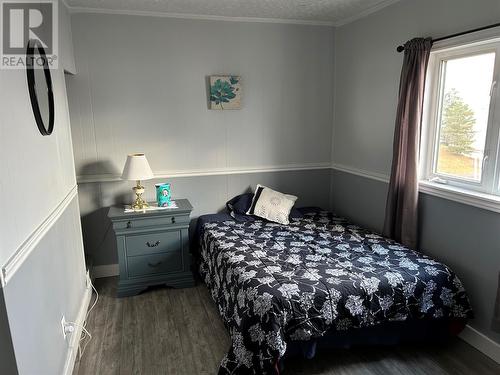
[{"x1": 132, "y1": 181, "x2": 149, "y2": 211}]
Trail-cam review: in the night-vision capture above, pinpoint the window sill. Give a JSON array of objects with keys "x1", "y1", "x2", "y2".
[{"x1": 419, "y1": 180, "x2": 500, "y2": 214}]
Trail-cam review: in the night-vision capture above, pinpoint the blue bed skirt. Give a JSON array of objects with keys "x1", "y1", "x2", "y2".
[{"x1": 283, "y1": 318, "x2": 466, "y2": 360}]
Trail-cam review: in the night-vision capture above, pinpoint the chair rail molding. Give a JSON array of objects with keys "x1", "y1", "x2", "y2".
[
  {"x1": 77, "y1": 162, "x2": 332, "y2": 184},
  {"x1": 1, "y1": 186, "x2": 78, "y2": 287},
  {"x1": 331, "y1": 163, "x2": 390, "y2": 183},
  {"x1": 331, "y1": 163, "x2": 500, "y2": 214}
]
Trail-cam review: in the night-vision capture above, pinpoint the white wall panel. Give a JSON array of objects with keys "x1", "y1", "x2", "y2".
[
  {"x1": 67, "y1": 14, "x2": 335, "y2": 179},
  {"x1": 0, "y1": 62, "x2": 76, "y2": 267},
  {"x1": 3, "y1": 196, "x2": 87, "y2": 375}
]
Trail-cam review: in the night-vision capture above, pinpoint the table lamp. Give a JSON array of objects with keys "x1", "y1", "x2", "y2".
[{"x1": 121, "y1": 153, "x2": 154, "y2": 210}]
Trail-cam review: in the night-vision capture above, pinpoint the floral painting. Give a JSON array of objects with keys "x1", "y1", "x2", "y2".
[{"x1": 210, "y1": 75, "x2": 241, "y2": 110}]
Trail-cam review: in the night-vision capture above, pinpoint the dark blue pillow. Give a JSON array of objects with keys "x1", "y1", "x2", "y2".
[
  {"x1": 226, "y1": 193, "x2": 256, "y2": 222},
  {"x1": 226, "y1": 193, "x2": 254, "y2": 215}
]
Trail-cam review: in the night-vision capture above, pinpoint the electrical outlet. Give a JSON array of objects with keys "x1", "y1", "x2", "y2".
[
  {"x1": 86, "y1": 270, "x2": 91, "y2": 289},
  {"x1": 61, "y1": 316, "x2": 67, "y2": 339},
  {"x1": 61, "y1": 316, "x2": 75, "y2": 340}
]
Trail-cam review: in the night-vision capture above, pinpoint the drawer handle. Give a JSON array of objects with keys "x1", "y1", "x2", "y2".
[
  {"x1": 146, "y1": 240, "x2": 161, "y2": 248},
  {"x1": 126, "y1": 221, "x2": 132, "y2": 228},
  {"x1": 148, "y1": 261, "x2": 162, "y2": 268},
  {"x1": 171, "y1": 217, "x2": 176, "y2": 224}
]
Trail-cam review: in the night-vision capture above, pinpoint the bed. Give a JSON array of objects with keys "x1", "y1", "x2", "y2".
[{"x1": 196, "y1": 207, "x2": 473, "y2": 374}]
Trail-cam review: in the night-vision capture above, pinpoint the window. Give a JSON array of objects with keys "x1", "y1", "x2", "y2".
[{"x1": 421, "y1": 37, "x2": 500, "y2": 199}]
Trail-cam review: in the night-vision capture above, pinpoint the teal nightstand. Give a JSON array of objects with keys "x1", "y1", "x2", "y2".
[{"x1": 108, "y1": 199, "x2": 195, "y2": 297}]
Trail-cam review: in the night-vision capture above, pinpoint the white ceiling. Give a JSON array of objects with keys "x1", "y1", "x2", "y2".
[{"x1": 65, "y1": 0, "x2": 401, "y2": 26}]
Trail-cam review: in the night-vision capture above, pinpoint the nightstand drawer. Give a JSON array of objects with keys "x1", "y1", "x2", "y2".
[
  {"x1": 125, "y1": 230, "x2": 181, "y2": 257},
  {"x1": 115, "y1": 214, "x2": 190, "y2": 230},
  {"x1": 127, "y1": 252, "x2": 183, "y2": 278}
]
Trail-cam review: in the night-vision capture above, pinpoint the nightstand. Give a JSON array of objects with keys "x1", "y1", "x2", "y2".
[{"x1": 108, "y1": 199, "x2": 195, "y2": 297}]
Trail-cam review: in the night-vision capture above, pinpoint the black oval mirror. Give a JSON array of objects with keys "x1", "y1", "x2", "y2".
[{"x1": 26, "y1": 39, "x2": 55, "y2": 136}]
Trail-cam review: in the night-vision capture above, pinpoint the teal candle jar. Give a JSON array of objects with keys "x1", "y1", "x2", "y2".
[{"x1": 155, "y1": 183, "x2": 171, "y2": 207}]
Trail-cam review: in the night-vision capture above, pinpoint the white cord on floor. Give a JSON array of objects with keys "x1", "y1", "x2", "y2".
[{"x1": 76, "y1": 278, "x2": 99, "y2": 360}]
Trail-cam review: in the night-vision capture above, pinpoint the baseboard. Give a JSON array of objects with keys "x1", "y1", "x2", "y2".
[
  {"x1": 459, "y1": 324, "x2": 500, "y2": 364},
  {"x1": 92, "y1": 264, "x2": 119, "y2": 278},
  {"x1": 62, "y1": 285, "x2": 93, "y2": 375}
]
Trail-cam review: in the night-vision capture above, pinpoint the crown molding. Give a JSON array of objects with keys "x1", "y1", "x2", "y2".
[
  {"x1": 334, "y1": 0, "x2": 401, "y2": 27},
  {"x1": 64, "y1": 0, "x2": 402, "y2": 27},
  {"x1": 64, "y1": 0, "x2": 403, "y2": 27},
  {"x1": 77, "y1": 162, "x2": 332, "y2": 184},
  {"x1": 66, "y1": 6, "x2": 336, "y2": 26}
]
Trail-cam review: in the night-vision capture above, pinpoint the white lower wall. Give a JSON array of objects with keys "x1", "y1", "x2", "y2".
[{"x1": 2, "y1": 195, "x2": 88, "y2": 375}]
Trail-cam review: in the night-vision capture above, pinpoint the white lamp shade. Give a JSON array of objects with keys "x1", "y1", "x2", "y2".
[{"x1": 121, "y1": 153, "x2": 154, "y2": 181}]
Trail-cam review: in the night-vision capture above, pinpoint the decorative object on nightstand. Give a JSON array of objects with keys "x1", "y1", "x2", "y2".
[
  {"x1": 121, "y1": 153, "x2": 154, "y2": 211},
  {"x1": 108, "y1": 199, "x2": 195, "y2": 297},
  {"x1": 155, "y1": 182, "x2": 172, "y2": 207}
]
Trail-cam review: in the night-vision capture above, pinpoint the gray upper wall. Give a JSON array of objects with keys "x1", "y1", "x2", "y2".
[
  {"x1": 333, "y1": 0, "x2": 500, "y2": 174},
  {"x1": 67, "y1": 14, "x2": 335, "y2": 179},
  {"x1": 67, "y1": 14, "x2": 335, "y2": 266}
]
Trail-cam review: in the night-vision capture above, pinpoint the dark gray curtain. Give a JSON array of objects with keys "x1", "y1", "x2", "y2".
[
  {"x1": 493, "y1": 272, "x2": 500, "y2": 333},
  {"x1": 383, "y1": 38, "x2": 432, "y2": 249}
]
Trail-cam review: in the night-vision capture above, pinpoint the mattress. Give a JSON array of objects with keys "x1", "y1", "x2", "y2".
[{"x1": 198, "y1": 209, "x2": 473, "y2": 374}]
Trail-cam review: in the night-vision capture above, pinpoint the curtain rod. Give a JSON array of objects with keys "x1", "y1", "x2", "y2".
[{"x1": 396, "y1": 22, "x2": 500, "y2": 53}]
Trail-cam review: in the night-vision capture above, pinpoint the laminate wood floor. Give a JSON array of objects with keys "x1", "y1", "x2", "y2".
[{"x1": 73, "y1": 277, "x2": 500, "y2": 375}]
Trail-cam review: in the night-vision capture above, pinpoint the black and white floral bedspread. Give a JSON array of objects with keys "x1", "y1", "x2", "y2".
[{"x1": 198, "y1": 210, "x2": 472, "y2": 374}]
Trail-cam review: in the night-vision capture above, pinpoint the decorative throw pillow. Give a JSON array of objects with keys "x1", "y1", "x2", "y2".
[
  {"x1": 226, "y1": 193, "x2": 303, "y2": 222},
  {"x1": 226, "y1": 193, "x2": 256, "y2": 222},
  {"x1": 226, "y1": 193, "x2": 254, "y2": 215},
  {"x1": 246, "y1": 185, "x2": 297, "y2": 225}
]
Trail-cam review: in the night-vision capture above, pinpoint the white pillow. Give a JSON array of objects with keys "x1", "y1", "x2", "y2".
[{"x1": 246, "y1": 184, "x2": 297, "y2": 225}]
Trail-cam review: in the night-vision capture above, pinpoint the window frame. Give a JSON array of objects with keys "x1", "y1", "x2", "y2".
[{"x1": 420, "y1": 36, "x2": 500, "y2": 197}]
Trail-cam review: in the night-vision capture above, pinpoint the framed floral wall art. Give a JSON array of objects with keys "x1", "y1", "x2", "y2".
[{"x1": 209, "y1": 75, "x2": 241, "y2": 110}]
